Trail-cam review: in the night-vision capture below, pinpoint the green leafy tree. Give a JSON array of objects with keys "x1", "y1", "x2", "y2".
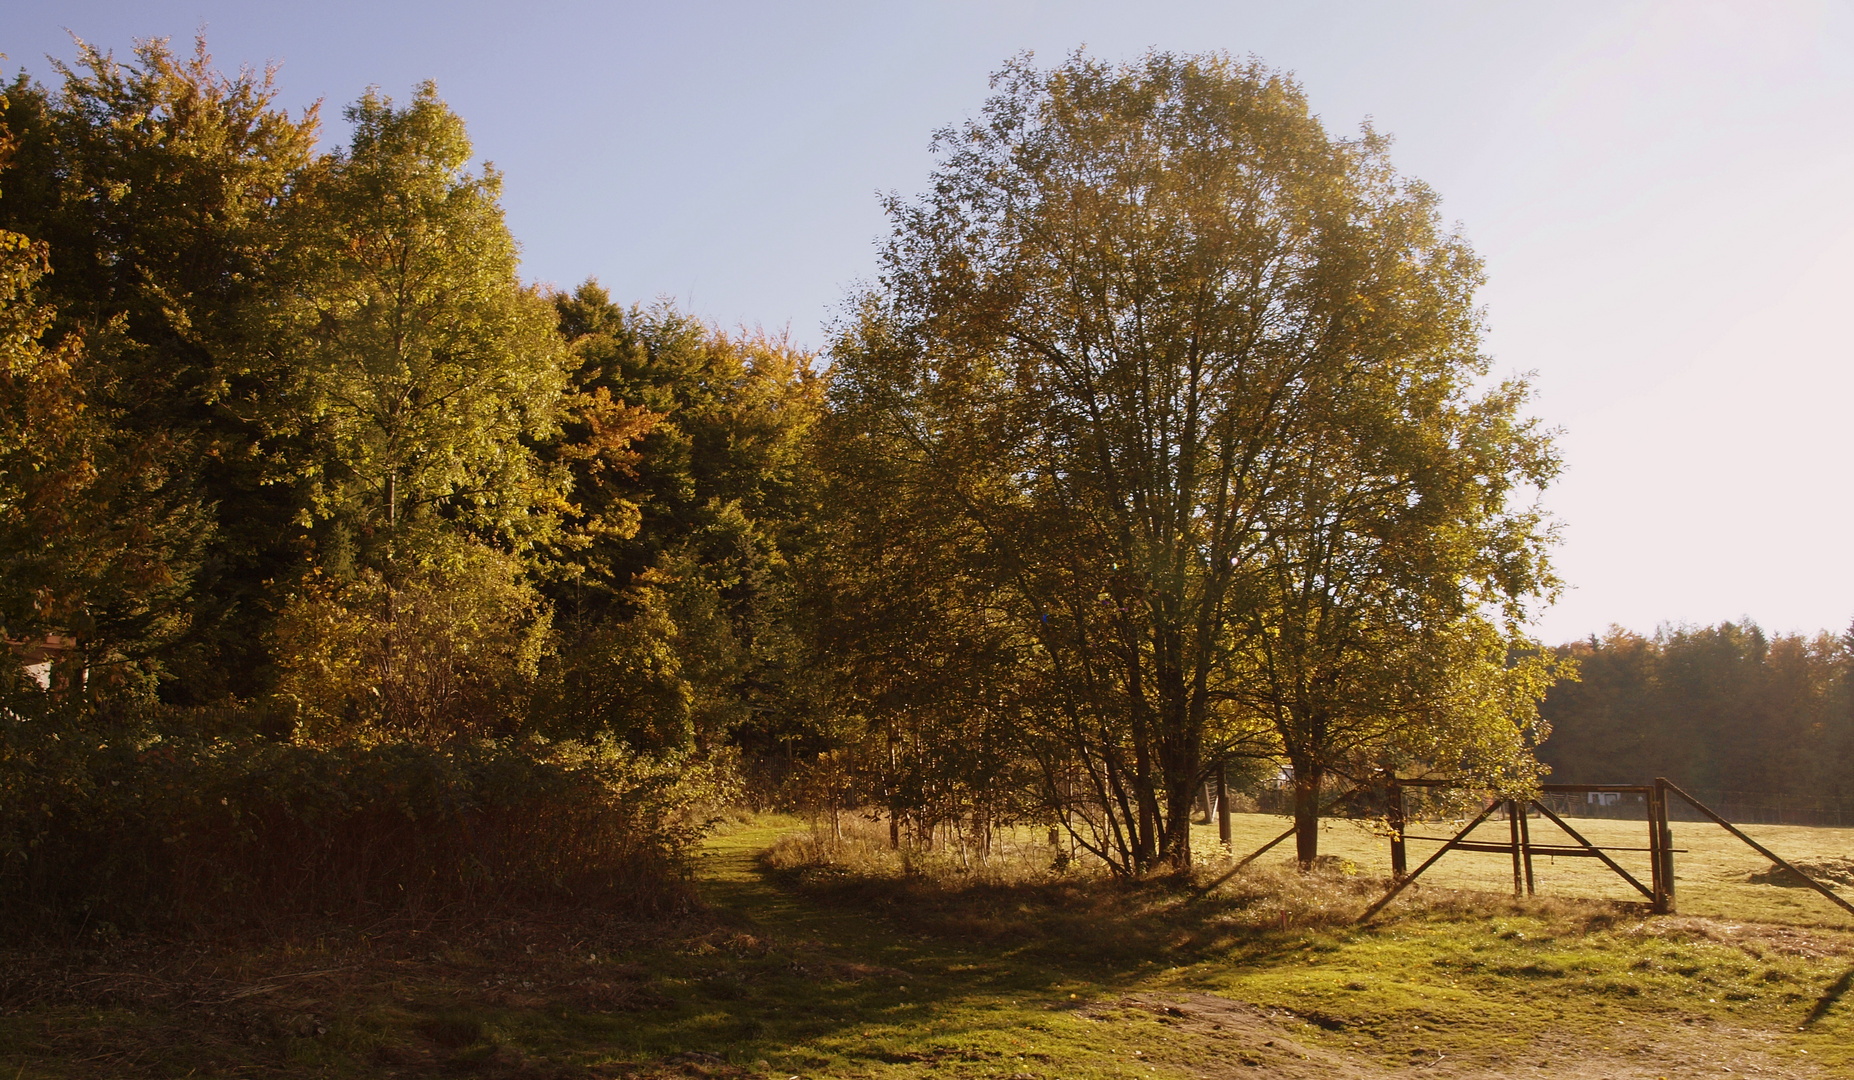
[
  {"x1": 288, "y1": 83, "x2": 569, "y2": 567},
  {"x1": 825, "y1": 51, "x2": 1564, "y2": 873},
  {"x1": 1232, "y1": 347, "x2": 1564, "y2": 865},
  {"x1": 539, "y1": 285, "x2": 823, "y2": 750},
  {"x1": 0, "y1": 39, "x2": 320, "y2": 702},
  {"x1": 267, "y1": 83, "x2": 570, "y2": 739},
  {"x1": 270, "y1": 546, "x2": 550, "y2": 742}
]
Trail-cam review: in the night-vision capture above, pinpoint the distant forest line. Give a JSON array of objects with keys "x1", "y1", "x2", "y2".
[{"x1": 1541, "y1": 621, "x2": 1854, "y2": 801}]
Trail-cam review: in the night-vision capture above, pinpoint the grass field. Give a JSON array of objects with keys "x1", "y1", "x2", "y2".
[
  {"x1": 2, "y1": 813, "x2": 1852, "y2": 1077},
  {"x1": 1195, "y1": 811, "x2": 1854, "y2": 928}
]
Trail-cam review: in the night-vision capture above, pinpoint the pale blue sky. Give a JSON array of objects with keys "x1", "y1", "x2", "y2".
[{"x1": 6, "y1": 1, "x2": 1853, "y2": 644}]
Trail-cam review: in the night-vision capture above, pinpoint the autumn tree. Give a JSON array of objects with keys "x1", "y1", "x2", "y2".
[
  {"x1": 803, "y1": 392, "x2": 1037, "y2": 847},
  {"x1": 1233, "y1": 371, "x2": 1564, "y2": 865},
  {"x1": 0, "y1": 40, "x2": 320, "y2": 700},
  {"x1": 533, "y1": 285, "x2": 825, "y2": 750},
  {"x1": 0, "y1": 232, "x2": 94, "y2": 687},
  {"x1": 825, "y1": 51, "x2": 1563, "y2": 873},
  {"x1": 1540, "y1": 622, "x2": 1854, "y2": 801},
  {"x1": 269, "y1": 84, "x2": 571, "y2": 740}
]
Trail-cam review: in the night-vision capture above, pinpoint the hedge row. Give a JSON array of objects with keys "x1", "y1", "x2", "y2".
[{"x1": 0, "y1": 716, "x2": 728, "y2": 933}]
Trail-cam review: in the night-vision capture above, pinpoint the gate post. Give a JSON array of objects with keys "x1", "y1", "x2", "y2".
[
  {"x1": 1507, "y1": 800, "x2": 1525, "y2": 897},
  {"x1": 1647, "y1": 785, "x2": 1665, "y2": 912},
  {"x1": 1387, "y1": 773, "x2": 1406, "y2": 878},
  {"x1": 1654, "y1": 778, "x2": 1676, "y2": 914},
  {"x1": 1518, "y1": 801, "x2": 1536, "y2": 896}
]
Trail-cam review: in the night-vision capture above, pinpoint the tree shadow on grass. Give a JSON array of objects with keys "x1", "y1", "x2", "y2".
[{"x1": 1804, "y1": 966, "x2": 1854, "y2": 1027}]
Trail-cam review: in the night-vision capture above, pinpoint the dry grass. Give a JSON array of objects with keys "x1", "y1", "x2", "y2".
[{"x1": 762, "y1": 814, "x2": 1642, "y2": 953}]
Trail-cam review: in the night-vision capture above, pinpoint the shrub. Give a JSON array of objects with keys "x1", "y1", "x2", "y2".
[
  {"x1": 269, "y1": 541, "x2": 551, "y2": 742},
  {"x1": 0, "y1": 714, "x2": 731, "y2": 935}
]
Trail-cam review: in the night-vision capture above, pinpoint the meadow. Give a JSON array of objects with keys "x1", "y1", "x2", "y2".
[
  {"x1": 1202, "y1": 811, "x2": 1854, "y2": 928},
  {"x1": 4, "y1": 812, "x2": 1851, "y2": 1078}
]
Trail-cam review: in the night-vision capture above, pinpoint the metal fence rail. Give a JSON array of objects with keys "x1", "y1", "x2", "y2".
[
  {"x1": 1534, "y1": 789, "x2": 1854, "y2": 829},
  {"x1": 1244, "y1": 781, "x2": 1854, "y2": 829}
]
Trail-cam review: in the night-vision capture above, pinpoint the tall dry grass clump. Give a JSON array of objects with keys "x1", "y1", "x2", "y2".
[
  {"x1": 763, "y1": 814, "x2": 1108, "y2": 887},
  {"x1": 762, "y1": 811, "x2": 1643, "y2": 961}
]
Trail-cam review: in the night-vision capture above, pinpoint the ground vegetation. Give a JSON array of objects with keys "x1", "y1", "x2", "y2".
[{"x1": 1, "y1": 815, "x2": 1849, "y2": 1078}]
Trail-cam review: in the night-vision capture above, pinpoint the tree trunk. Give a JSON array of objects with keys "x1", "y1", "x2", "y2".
[
  {"x1": 1138, "y1": 797, "x2": 1156, "y2": 869},
  {"x1": 887, "y1": 732, "x2": 900, "y2": 849},
  {"x1": 1163, "y1": 769, "x2": 1195, "y2": 872},
  {"x1": 1292, "y1": 762, "x2": 1323, "y2": 868},
  {"x1": 1217, "y1": 762, "x2": 1231, "y2": 845},
  {"x1": 1133, "y1": 732, "x2": 1158, "y2": 870}
]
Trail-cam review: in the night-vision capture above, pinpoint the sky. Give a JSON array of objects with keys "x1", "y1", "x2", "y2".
[{"x1": 4, "y1": 1, "x2": 1853, "y2": 645}]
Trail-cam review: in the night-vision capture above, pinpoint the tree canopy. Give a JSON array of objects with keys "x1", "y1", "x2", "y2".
[
  {"x1": 1540, "y1": 622, "x2": 1854, "y2": 803},
  {"x1": 1, "y1": 41, "x2": 1587, "y2": 878},
  {"x1": 0, "y1": 40, "x2": 821, "y2": 752},
  {"x1": 819, "y1": 51, "x2": 1564, "y2": 871}
]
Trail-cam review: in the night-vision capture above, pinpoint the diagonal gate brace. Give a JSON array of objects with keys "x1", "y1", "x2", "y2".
[
  {"x1": 1660, "y1": 778, "x2": 1854, "y2": 919},
  {"x1": 1528, "y1": 798, "x2": 1654, "y2": 901},
  {"x1": 1357, "y1": 800, "x2": 1502, "y2": 923}
]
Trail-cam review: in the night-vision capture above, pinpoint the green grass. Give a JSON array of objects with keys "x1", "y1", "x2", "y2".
[{"x1": 3, "y1": 812, "x2": 1852, "y2": 1077}]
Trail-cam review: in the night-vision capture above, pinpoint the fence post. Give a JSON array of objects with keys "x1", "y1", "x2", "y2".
[
  {"x1": 1654, "y1": 778, "x2": 1676, "y2": 914},
  {"x1": 1387, "y1": 774, "x2": 1406, "y2": 879},
  {"x1": 1647, "y1": 785, "x2": 1665, "y2": 913},
  {"x1": 1518, "y1": 801, "x2": 1536, "y2": 896},
  {"x1": 1507, "y1": 800, "x2": 1525, "y2": 897}
]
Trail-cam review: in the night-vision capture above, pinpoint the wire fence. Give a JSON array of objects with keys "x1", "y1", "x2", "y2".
[
  {"x1": 1539, "y1": 789, "x2": 1854, "y2": 829},
  {"x1": 1245, "y1": 784, "x2": 1854, "y2": 829}
]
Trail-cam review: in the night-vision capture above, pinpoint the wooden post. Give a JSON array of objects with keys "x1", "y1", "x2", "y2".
[
  {"x1": 1653, "y1": 785, "x2": 1668, "y2": 911},
  {"x1": 1654, "y1": 778, "x2": 1676, "y2": 914},
  {"x1": 1646, "y1": 784, "x2": 1669, "y2": 913},
  {"x1": 1216, "y1": 762, "x2": 1231, "y2": 846},
  {"x1": 1387, "y1": 774, "x2": 1407, "y2": 879},
  {"x1": 1518, "y1": 802, "x2": 1536, "y2": 896},
  {"x1": 1508, "y1": 800, "x2": 1525, "y2": 897}
]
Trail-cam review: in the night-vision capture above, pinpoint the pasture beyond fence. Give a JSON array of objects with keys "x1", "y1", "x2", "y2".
[
  {"x1": 1212, "y1": 775, "x2": 1854, "y2": 923},
  {"x1": 1534, "y1": 788, "x2": 1854, "y2": 830},
  {"x1": 1250, "y1": 783, "x2": 1854, "y2": 830}
]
